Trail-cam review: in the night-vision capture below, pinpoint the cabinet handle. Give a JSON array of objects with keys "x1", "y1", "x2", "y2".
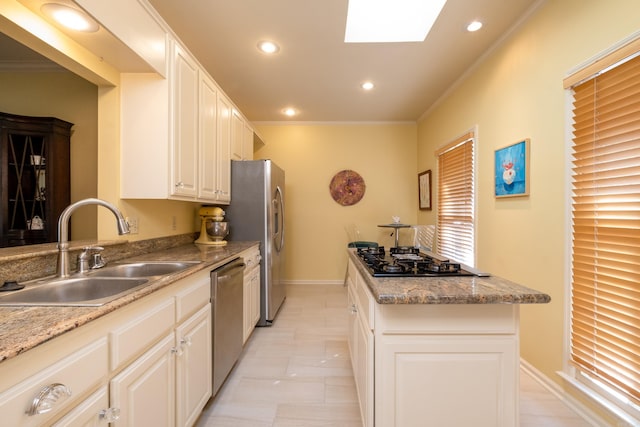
[
  {"x1": 99, "y1": 407, "x2": 121, "y2": 422},
  {"x1": 171, "y1": 346, "x2": 183, "y2": 356},
  {"x1": 350, "y1": 304, "x2": 357, "y2": 314},
  {"x1": 27, "y1": 383, "x2": 72, "y2": 416},
  {"x1": 175, "y1": 181, "x2": 184, "y2": 188},
  {"x1": 180, "y1": 336, "x2": 192, "y2": 348}
]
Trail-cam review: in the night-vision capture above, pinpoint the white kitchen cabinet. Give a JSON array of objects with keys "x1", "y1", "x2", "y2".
[
  {"x1": 171, "y1": 41, "x2": 199, "y2": 198},
  {"x1": 243, "y1": 121, "x2": 254, "y2": 160},
  {"x1": 241, "y1": 245, "x2": 261, "y2": 343},
  {"x1": 175, "y1": 305, "x2": 212, "y2": 427},
  {"x1": 120, "y1": 38, "x2": 245, "y2": 203},
  {"x1": 110, "y1": 333, "x2": 176, "y2": 426},
  {"x1": 216, "y1": 93, "x2": 232, "y2": 203},
  {"x1": 231, "y1": 109, "x2": 244, "y2": 161},
  {"x1": 347, "y1": 255, "x2": 520, "y2": 427},
  {"x1": 347, "y1": 259, "x2": 374, "y2": 427},
  {"x1": 198, "y1": 74, "x2": 219, "y2": 200},
  {"x1": 0, "y1": 268, "x2": 213, "y2": 427},
  {"x1": 0, "y1": 338, "x2": 109, "y2": 427}
]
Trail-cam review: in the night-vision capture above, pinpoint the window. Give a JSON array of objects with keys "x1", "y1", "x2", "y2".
[
  {"x1": 567, "y1": 48, "x2": 640, "y2": 415},
  {"x1": 436, "y1": 131, "x2": 475, "y2": 266}
]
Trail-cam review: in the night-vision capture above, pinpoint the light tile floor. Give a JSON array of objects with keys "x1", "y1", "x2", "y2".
[{"x1": 196, "y1": 284, "x2": 591, "y2": 427}]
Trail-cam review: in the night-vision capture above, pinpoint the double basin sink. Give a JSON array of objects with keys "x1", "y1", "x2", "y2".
[{"x1": 0, "y1": 261, "x2": 200, "y2": 307}]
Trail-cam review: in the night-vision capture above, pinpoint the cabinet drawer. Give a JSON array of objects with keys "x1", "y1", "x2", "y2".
[
  {"x1": 110, "y1": 297, "x2": 175, "y2": 371},
  {"x1": 0, "y1": 337, "x2": 108, "y2": 427},
  {"x1": 51, "y1": 386, "x2": 109, "y2": 427},
  {"x1": 175, "y1": 269, "x2": 211, "y2": 323},
  {"x1": 242, "y1": 247, "x2": 261, "y2": 271}
]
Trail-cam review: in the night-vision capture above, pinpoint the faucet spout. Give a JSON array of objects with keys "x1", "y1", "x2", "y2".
[{"x1": 56, "y1": 198, "x2": 130, "y2": 278}]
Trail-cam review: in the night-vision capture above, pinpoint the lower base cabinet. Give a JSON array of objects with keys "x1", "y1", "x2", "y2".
[
  {"x1": 111, "y1": 334, "x2": 176, "y2": 426},
  {"x1": 241, "y1": 246, "x2": 261, "y2": 344},
  {"x1": 347, "y1": 256, "x2": 519, "y2": 427},
  {"x1": 0, "y1": 268, "x2": 213, "y2": 427}
]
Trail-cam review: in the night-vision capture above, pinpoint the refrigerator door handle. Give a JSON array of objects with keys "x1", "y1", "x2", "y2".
[{"x1": 274, "y1": 185, "x2": 285, "y2": 252}]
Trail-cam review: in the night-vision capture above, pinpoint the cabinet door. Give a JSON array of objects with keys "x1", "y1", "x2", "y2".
[
  {"x1": 198, "y1": 75, "x2": 218, "y2": 200},
  {"x1": 250, "y1": 267, "x2": 261, "y2": 328},
  {"x1": 243, "y1": 266, "x2": 260, "y2": 343},
  {"x1": 243, "y1": 122, "x2": 254, "y2": 160},
  {"x1": 376, "y1": 335, "x2": 518, "y2": 427},
  {"x1": 110, "y1": 334, "x2": 176, "y2": 427},
  {"x1": 175, "y1": 304, "x2": 212, "y2": 427},
  {"x1": 171, "y1": 42, "x2": 199, "y2": 198},
  {"x1": 231, "y1": 109, "x2": 244, "y2": 161},
  {"x1": 216, "y1": 94, "x2": 232, "y2": 202},
  {"x1": 355, "y1": 312, "x2": 374, "y2": 427}
]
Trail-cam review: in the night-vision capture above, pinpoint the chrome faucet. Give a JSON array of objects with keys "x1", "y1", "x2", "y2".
[{"x1": 56, "y1": 198, "x2": 130, "y2": 278}]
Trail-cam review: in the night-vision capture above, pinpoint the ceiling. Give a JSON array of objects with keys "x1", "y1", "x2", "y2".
[
  {"x1": 147, "y1": 0, "x2": 540, "y2": 122},
  {"x1": 1, "y1": 0, "x2": 540, "y2": 123}
]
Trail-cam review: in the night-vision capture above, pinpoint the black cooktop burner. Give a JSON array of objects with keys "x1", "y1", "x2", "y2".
[{"x1": 356, "y1": 246, "x2": 478, "y2": 277}]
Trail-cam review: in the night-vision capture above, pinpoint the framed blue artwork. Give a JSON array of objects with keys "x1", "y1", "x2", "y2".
[{"x1": 494, "y1": 138, "x2": 530, "y2": 198}]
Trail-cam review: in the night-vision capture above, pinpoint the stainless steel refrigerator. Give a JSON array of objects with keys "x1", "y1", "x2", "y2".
[{"x1": 226, "y1": 159, "x2": 285, "y2": 326}]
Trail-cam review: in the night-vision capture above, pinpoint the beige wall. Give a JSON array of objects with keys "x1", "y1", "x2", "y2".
[
  {"x1": 255, "y1": 123, "x2": 417, "y2": 282},
  {"x1": 0, "y1": 71, "x2": 98, "y2": 240},
  {"x1": 416, "y1": 0, "x2": 640, "y2": 420}
]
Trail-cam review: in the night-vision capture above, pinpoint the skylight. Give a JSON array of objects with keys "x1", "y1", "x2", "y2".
[{"x1": 344, "y1": 0, "x2": 447, "y2": 43}]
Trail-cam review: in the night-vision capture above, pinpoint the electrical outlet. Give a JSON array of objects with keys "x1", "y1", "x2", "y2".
[
  {"x1": 171, "y1": 215, "x2": 177, "y2": 231},
  {"x1": 127, "y1": 217, "x2": 139, "y2": 234}
]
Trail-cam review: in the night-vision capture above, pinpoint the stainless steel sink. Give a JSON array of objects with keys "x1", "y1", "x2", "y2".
[
  {"x1": 0, "y1": 277, "x2": 149, "y2": 307},
  {"x1": 89, "y1": 261, "x2": 199, "y2": 278},
  {"x1": 0, "y1": 261, "x2": 200, "y2": 307}
]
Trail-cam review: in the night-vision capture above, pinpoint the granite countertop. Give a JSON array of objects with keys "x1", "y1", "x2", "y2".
[
  {"x1": 0, "y1": 241, "x2": 258, "y2": 363},
  {"x1": 348, "y1": 249, "x2": 551, "y2": 305}
]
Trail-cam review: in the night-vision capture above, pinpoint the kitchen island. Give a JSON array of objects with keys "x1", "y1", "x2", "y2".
[{"x1": 346, "y1": 249, "x2": 550, "y2": 427}]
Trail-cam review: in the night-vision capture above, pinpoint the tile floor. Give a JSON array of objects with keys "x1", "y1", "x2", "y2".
[{"x1": 196, "y1": 284, "x2": 591, "y2": 427}]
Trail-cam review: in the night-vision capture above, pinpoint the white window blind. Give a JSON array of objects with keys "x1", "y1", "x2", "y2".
[
  {"x1": 436, "y1": 132, "x2": 475, "y2": 266},
  {"x1": 569, "y1": 52, "x2": 640, "y2": 407}
]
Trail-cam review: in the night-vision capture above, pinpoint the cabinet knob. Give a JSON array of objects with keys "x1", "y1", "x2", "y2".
[
  {"x1": 350, "y1": 304, "x2": 357, "y2": 314},
  {"x1": 27, "y1": 383, "x2": 72, "y2": 416},
  {"x1": 99, "y1": 407, "x2": 121, "y2": 422},
  {"x1": 175, "y1": 181, "x2": 184, "y2": 188}
]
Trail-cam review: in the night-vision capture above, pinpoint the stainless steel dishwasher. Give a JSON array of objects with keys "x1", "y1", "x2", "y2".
[{"x1": 211, "y1": 258, "x2": 245, "y2": 396}]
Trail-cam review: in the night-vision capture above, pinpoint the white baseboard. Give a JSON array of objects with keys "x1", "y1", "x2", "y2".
[
  {"x1": 519, "y1": 359, "x2": 616, "y2": 427},
  {"x1": 282, "y1": 280, "x2": 345, "y2": 286}
]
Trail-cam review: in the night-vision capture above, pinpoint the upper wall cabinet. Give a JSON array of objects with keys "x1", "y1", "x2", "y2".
[
  {"x1": 78, "y1": 0, "x2": 255, "y2": 202},
  {"x1": 120, "y1": 39, "x2": 243, "y2": 203}
]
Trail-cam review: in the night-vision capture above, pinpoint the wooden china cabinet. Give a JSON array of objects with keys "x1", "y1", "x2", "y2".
[{"x1": 0, "y1": 112, "x2": 73, "y2": 247}]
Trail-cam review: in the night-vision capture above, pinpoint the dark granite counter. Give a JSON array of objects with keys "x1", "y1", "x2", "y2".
[
  {"x1": 348, "y1": 249, "x2": 551, "y2": 305},
  {"x1": 0, "y1": 241, "x2": 258, "y2": 363}
]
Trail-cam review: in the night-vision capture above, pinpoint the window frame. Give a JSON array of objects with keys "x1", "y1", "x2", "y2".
[
  {"x1": 562, "y1": 34, "x2": 640, "y2": 425},
  {"x1": 435, "y1": 129, "x2": 477, "y2": 267}
]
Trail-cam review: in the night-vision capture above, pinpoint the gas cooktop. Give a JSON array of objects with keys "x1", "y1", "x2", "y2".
[{"x1": 355, "y1": 246, "x2": 482, "y2": 278}]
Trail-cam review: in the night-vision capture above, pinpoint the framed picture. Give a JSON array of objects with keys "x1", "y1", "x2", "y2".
[
  {"x1": 494, "y1": 138, "x2": 530, "y2": 198},
  {"x1": 418, "y1": 170, "x2": 432, "y2": 210}
]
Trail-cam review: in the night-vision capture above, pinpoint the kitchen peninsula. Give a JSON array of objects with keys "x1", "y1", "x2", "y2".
[
  {"x1": 0, "y1": 239, "x2": 257, "y2": 426},
  {"x1": 346, "y1": 248, "x2": 550, "y2": 427}
]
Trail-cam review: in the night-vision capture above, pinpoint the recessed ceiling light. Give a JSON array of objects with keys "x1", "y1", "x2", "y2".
[
  {"x1": 257, "y1": 40, "x2": 280, "y2": 54},
  {"x1": 361, "y1": 81, "x2": 374, "y2": 90},
  {"x1": 345, "y1": 0, "x2": 447, "y2": 43},
  {"x1": 467, "y1": 21, "x2": 483, "y2": 32},
  {"x1": 282, "y1": 107, "x2": 297, "y2": 117},
  {"x1": 41, "y1": 3, "x2": 99, "y2": 32}
]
